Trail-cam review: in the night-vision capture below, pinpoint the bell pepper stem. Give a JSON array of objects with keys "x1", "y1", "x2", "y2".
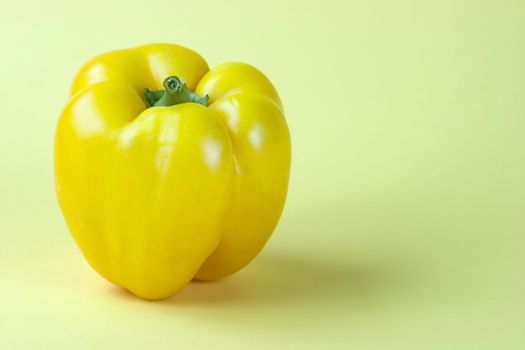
[{"x1": 143, "y1": 76, "x2": 208, "y2": 108}]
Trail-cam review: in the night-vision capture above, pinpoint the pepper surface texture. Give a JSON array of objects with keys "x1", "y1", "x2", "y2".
[{"x1": 54, "y1": 43, "x2": 291, "y2": 300}]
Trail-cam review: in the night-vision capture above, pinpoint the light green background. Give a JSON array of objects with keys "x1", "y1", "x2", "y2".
[{"x1": 1, "y1": 1, "x2": 524, "y2": 349}]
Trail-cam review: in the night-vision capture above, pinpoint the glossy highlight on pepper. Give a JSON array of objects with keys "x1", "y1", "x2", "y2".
[{"x1": 54, "y1": 43, "x2": 291, "y2": 300}]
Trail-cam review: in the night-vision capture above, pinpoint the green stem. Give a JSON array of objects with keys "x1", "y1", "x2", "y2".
[{"x1": 143, "y1": 76, "x2": 208, "y2": 108}]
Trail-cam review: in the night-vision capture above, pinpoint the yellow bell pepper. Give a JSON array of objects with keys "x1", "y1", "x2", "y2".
[{"x1": 54, "y1": 43, "x2": 291, "y2": 300}]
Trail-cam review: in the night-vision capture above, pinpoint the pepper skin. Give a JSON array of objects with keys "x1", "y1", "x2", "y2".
[{"x1": 54, "y1": 43, "x2": 291, "y2": 300}]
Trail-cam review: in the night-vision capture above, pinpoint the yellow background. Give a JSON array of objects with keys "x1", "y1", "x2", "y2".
[{"x1": 1, "y1": 0, "x2": 524, "y2": 348}]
